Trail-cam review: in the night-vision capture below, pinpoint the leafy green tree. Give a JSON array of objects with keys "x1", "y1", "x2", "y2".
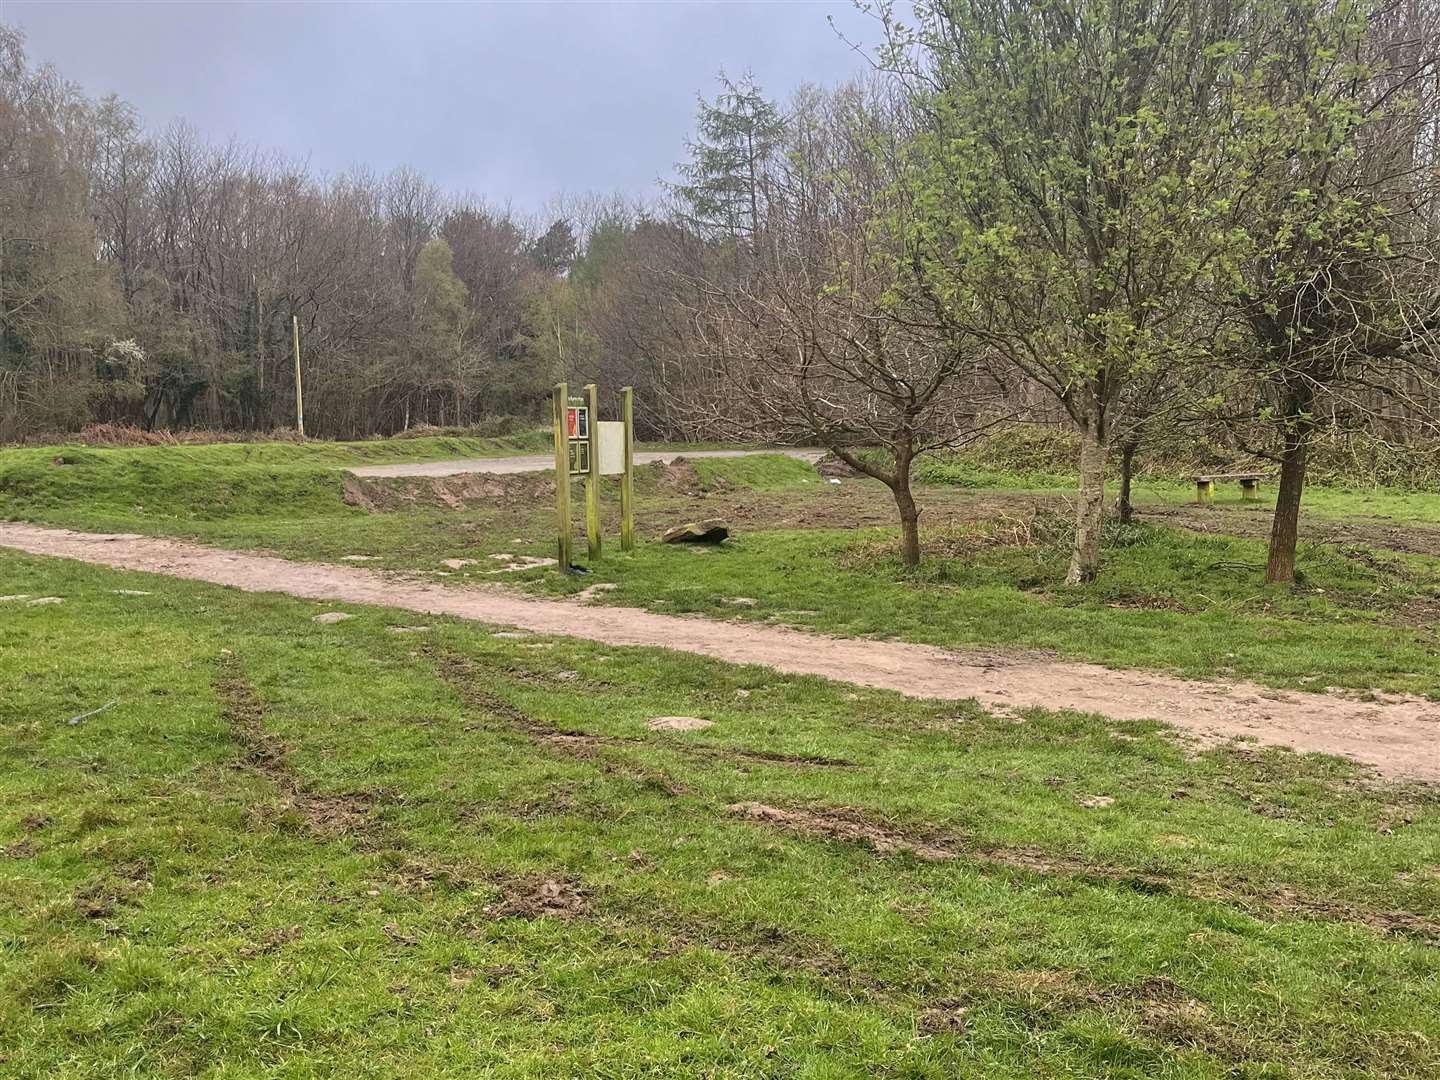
[
  {"x1": 887, "y1": 0, "x2": 1257, "y2": 583},
  {"x1": 412, "y1": 237, "x2": 480, "y2": 424},
  {"x1": 1210, "y1": 0, "x2": 1440, "y2": 583}
]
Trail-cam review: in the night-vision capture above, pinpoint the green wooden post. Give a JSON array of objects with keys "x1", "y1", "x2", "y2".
[
  {"x1": 552, "y1": 383, "x2": 572, "y2": 572},
  {"x1": 620, "y1": 386, "x2": 635, "y2": 552},
  {"x1": 1240, "y1": 478, "x2": 1259, "y2": 501},
  {"x1": 1196, "y1": 479, "x2": 1214, "y2": 505},
  {"x1": 584, "y1": 383, "x2": 601, "y2": 561}
]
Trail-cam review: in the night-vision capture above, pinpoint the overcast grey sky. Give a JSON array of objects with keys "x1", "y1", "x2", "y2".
[{"x1": 5, "y1": 1, "x2": 875, "y2": 213}]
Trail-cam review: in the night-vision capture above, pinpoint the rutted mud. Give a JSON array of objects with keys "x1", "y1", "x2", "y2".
[
  {"x1": 726, "y1": 801, "x2": 1440, "y2": 943},
  {"x1": 727, "y1": 801, "x2": 959, "y2": 861},
  {"x1": 216, "y1": 653, "x2": 373, "y2": 837},
  {"x1": 5, "y1": 523, "x2": 1438, "y2": 781},
  {"x1": 434, "y1": 648, "x2": 856, "y2": 770}
]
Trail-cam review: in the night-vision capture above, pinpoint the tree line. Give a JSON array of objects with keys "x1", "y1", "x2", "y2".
[
  {"x1": 3, "y1": 1, "x2": 1439, "y2": 587},
  {"x1": 0, "y1": 24, "x2": 628, "y2": 440}
]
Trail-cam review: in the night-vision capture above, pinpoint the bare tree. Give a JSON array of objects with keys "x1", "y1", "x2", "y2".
[{"x1": 677, "y1": 80, "x2": 999, "y2": 566}]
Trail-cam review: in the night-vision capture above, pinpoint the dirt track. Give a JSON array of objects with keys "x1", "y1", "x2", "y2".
[
  {"x1": 3, "y1": 522, "x2": 1437, "y2": 783},
  {"x1": 349, "y1": 448, "x2": 825, "y2": 478}
]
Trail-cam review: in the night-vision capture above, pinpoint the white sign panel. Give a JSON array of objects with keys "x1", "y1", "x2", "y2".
[{"x1": 596, "y1": 421, "x2": 625, "y2": 476}]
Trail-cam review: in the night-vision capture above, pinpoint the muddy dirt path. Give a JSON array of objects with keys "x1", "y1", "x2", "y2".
[
  {"x1": 349, "y1": 448, "x2": 825, "y2": 478},
  {"x1": 3, "y1": 522, "x2": 1437, "y2": 783}
]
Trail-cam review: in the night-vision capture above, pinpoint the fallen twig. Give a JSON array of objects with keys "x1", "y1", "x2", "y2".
[{"x1": 67, "y1": 700, "x2": 117, "y2": 726}]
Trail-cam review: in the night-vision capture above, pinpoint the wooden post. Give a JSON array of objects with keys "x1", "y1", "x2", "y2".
[
  {"x1": 1240, "y1": 478, "x2": 1259, "y2": 501},
  {"x1": 1195, "y1": 478, "x2": 1214, "y2": 505},
  {"x1": 552, "y1": 383, "x2": 572, "y2": 572},
  {"x1": 291, "y1": 315, "x2": 304, "y2": 438},
  {"x1": 584, "y1": 383, "x2": 601, "y2": 561},
  {"x1": 620, "y1": 386, "x2": 635, "y2": 552}
]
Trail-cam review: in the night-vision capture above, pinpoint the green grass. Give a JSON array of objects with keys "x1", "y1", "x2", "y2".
[
  {"x1": 0, "y1": 433, "x2": 551, "y2": 527},
  {"x1": 687, "y1": 453, "x2": 820, "y2": 491},
  {"x1": 4, "y1": 438, "x2": 1440, "y2": 698},
  {"x1": 3, "y1": 551, "x2": 1439, "y2": 1077},
  {"x1": 1122, "y1": 478, "x2": 1440, "y2": 528}
]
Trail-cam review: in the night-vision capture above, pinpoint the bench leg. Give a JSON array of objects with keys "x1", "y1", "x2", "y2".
[
  {"x1": 1240, "y1": 479, "x2": 1258, "y2": 501},
  {"x1": 1195, "y1": 480, "x2": 1214, "y2": 505}
]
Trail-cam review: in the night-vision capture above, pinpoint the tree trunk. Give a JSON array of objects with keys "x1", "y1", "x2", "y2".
[
  {"x1": 1117, "y1": 441, "x2": 1137, "y2": 526},
  {"x1": 892, "y1": 478, "x2": 921, "y2": 569},
  {"x1": 1066, "y1": 421, "x2": 1108, "y2": 585},
  {"x1": 1265, "y1": 426, "x2": 1311, "y2": 584}
]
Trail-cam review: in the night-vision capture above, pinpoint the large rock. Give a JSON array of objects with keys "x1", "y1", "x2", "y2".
[{"x1": 660, "y1": 518, "x2": 729, "y2": 545}]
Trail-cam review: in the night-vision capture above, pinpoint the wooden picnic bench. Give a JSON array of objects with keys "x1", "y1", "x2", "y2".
[{"x1": 1188, "y1": 471, "x2": 1269, "y2": 504}]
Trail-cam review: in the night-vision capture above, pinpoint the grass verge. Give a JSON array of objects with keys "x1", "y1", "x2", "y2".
[{"x1": 2, "y1": 552, "x2": 1438, "y2": 1076}]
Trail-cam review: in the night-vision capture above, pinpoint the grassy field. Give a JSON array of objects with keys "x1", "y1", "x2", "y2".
[
  {"x1": 4, "y1": 552, "x2": 1439, "y2": 1078},
  {"x1": 3, "y1": 438, "x2": 1439, "y2": 698}
]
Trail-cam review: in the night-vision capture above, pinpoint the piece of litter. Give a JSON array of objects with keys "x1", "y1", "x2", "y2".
[
  {"x1": 828, "y1": 478, "x2": 842, "y2": 485},
  {"x1": 312, "y1": 612, "x2": 353, "y2": 624}
]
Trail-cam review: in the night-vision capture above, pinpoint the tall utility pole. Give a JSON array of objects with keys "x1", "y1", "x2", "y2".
[{"x1": 291, "y1": 315, "x2": 305, "y2": 438}]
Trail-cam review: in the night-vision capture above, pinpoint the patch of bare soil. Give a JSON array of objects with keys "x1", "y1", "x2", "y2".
[
  {"x1": 238, "y1": 925, "x2": 303, "y2": 957},
  {"x1": 656, "y1": 459, "x2": 702, "y2": 495},
  {"x1": 343, "y1": 472, "x2": 555, "y2": 513},
  {"x1": 727, "y1": 801, "x2": 959, "y2": 861},
  {"x1": 5, "y1": 522, "x2": 1438, "y2": 783},
  {"x1": 73, "y1": 859, "x2": 152, "y2": 919},
  {"x1": 215, "y1": 653, "x2": 372, "y2": 837},
  {"x1": 647, "y1": 715, "x2": 713, "y2": 732},
  {"x1": 483, "y1": 875, "x2": 589, "y2": 919},
  {"x1": 916, "y1": 999, "x2": 969, "y2": 1035},
  {"x1": 643, "y1": 479, "x2": 1062, "y2": 535}
]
